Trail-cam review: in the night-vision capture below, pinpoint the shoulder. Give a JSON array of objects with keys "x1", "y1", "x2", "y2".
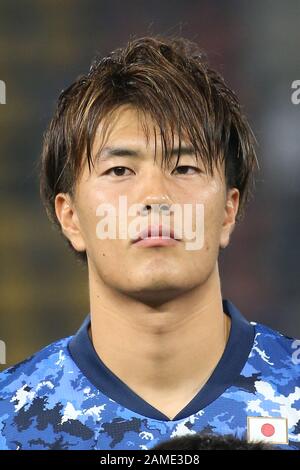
[
  {"x1": 0, "y1": 336, "x2": 72, "y2": 408},
  {"x1": 248, "y1": 321, "x2": 300, "y2": 382},
  {"x1": 0, "y1": 335, "x2": 96, "y2": 450},
  {"x1": 252, "y1": 322, "x2": 300, "y2": 362}
]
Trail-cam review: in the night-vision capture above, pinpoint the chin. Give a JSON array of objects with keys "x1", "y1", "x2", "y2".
[
  {"x1": 128, "y1": 288, "x2": 185, "y2": 306},
  {"x1": 122, "y1": 276, "x2": 187, "y2": 304},
  {"x1": 132, "y1": 271, "x2": 183, "y2": 288}
]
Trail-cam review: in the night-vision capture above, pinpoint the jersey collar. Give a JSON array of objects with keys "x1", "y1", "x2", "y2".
[{"x1": 68, "y1": 299, "x2": 255, "y2": 421}]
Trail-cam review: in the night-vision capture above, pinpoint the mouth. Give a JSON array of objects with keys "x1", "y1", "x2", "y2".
[{"x1": 131, "y1": 225, "x2": 181, "y2": 248}]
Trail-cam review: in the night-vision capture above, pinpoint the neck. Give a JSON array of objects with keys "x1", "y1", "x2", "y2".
[{"x1": 88, "y1": 263, "x2": 230, "y2": 419}]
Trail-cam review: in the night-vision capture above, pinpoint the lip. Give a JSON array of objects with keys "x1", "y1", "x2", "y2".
[
  {"x1": 133, "y1": 237, "x2": 180, "y2": 247},
  {"x1": 132, "y1": 224, "x2": 181, "y2": 246}
]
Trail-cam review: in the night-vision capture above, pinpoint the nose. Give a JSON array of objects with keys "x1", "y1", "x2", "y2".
[{"x1": 136, "y1": 167, "x2": 174, "y2": 216}]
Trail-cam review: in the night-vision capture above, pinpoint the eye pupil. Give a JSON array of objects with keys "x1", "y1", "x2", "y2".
[
  {"x1": 175, "y1": 165, "x2": 195, "y2": 174},
  {"x1": 105, "y1": 166, "x2": 132, "y2": 177},
  {"x1": 114, "y1": 167, "x2": 125, "y2": 175},
  {"x1": 177, "y1": 166, "x2": 187, "y2": 174}
]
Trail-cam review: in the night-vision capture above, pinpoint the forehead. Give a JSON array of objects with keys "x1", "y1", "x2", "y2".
[{"x1": 93, "y1": 104, "x2": 190, "y2": 152}]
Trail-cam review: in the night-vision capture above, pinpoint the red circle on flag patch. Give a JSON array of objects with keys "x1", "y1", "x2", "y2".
[{"x1": 261, "y1": 423, "x2": 275, "y2": 437}]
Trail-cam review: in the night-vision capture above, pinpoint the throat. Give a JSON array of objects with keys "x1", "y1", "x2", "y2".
[
  {"x1": 89, "y1": 305, "x2": 231, "y2": 420},
  {"x1": 127, "y1": 373, "x2": 214, "y2": 421}
]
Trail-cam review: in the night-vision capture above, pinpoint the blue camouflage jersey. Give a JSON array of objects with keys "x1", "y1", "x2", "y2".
[{"x1": 0, "y1": 299, "x2": 299, "y2": 450}]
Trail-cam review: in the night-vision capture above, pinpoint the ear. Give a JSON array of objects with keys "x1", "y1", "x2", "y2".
[
  {"x1": 54, "y1": 193, "x2": 86, "y2": 252},
  {"x1": 219, "y1": 188, "x2": 240, "y2": 249}
]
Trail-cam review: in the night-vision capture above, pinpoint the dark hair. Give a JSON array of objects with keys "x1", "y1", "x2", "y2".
[
  {"x1": 39, "y1": 35, "x2": 258, "y2": 262},
  {"x1": 152, "y1": 433, "x2": 272, "y2": 450}
]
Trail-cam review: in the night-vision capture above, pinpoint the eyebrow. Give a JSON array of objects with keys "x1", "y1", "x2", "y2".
[{"x1": 95, "y1": 145, "x2": 196, "y2": 160}]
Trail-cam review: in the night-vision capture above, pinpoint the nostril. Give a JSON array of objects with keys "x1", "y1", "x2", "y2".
[
  {"x1": 140, "y1": 204, "x2": 171, "y2": 215},
  {"x1": 159, "y1": 204, "x2": 170, "y2": 213},
  {"x1": 140, "y1": 205, "x2": 151, "y2": 215}
]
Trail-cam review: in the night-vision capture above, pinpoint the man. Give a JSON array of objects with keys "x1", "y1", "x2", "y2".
[{"x1": 0, "y1": 36, "x2": 299, "y2": 450}]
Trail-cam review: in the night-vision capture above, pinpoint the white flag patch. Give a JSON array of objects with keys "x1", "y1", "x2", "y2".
[{"x1": 247, "y1": 416, "x2": 288, "y2": 444}]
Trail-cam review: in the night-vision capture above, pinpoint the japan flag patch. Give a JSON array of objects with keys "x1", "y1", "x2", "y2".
[{"x1": 247, "y1": 416, "x2": 288, "y2": 445}]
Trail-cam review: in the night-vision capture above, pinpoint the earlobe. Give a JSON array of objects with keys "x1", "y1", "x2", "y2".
[
  {"x1": 219, "y1": 188, "x2": 240, "y2": 249},
  {"x1": 54, "y1": 193, "x2": 86, "y2": 252}
]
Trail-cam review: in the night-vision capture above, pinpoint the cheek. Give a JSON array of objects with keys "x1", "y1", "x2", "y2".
[
  {"x1": 76, "y1": 180, "x2": 118, "y2": 239},
  {"x1": 76, "y1": 194, "x2": 128, "y2": 259},
  {"x1": 200, "y1": 187, "x2": 225, "y2": 250},
  {"x1": 76, "y1": 196, "x2": 101, "y2": 246}
]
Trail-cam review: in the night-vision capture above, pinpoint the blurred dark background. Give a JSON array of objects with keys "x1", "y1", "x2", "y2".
[{"x1": 1, "y1": 0, "x2": 300, "y2": 368}]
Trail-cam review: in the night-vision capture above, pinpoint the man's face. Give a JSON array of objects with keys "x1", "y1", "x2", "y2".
[{"x1": 56, "y1": 105, "x2": 239, "y2": 305}]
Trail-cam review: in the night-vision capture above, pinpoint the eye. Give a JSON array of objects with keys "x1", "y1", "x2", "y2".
[
  {"x1": 104, "y1": 166, "x2": 133, "y2": 177},
  {"x1": 172, "y1": 165, "x2": 201, "y2": 175}
]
